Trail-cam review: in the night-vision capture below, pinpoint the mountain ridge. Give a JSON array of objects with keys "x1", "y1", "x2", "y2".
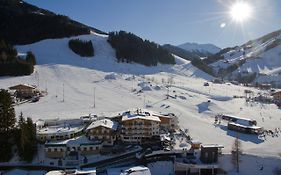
[
  {"x1": 178, "y1": 42, "x2": 221, "y2": 56},
  {"x1": 0, "y1": 0, "x2": 105, "y2": 45}
]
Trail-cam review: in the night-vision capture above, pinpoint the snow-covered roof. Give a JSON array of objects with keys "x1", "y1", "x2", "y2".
[
  {"x1": 45, "y1": 171, "x2": 65, "y2": 175},
  {"x1": 122, "y1": 110, "x2": 161, "y2": 122},
  {"x1": 86, "y1": 119, "x2": 118, "y2": 131},
  {"x1": 35, "y1": 119, "x2": 45, "y2": 127},
  {"x1": 201, "y1": 144, "x2": 224, "y2": 148},
  {"x1": 222, "y1": 114, "x2": 256, "y2": 122},
  {"x1": 37, "y1": 124, "x2": 84, "y2": 135},
  {"x1": 45, "y1": 136, "x2": 102, "y2": 147},
  {"x1": 9, "y1": 84, "x2": 36, "y2": 90},
  {"x1": 228, "y1": 122, "x2": 262, "y2": 129},
  {"x1": 107, "y1": 166, "x2": 151, "y2": 175},
  {"x1": 46, "y1": 169, "x2": 96, "y2": 175}
]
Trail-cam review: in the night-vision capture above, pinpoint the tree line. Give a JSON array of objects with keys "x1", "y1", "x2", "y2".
[
  {"x1": 108, "y1": 31, "x2": 175, "y2": 66},
  {"x1": 0, "y1": 89, "x2": 37, "y2": 162},
  {"x1": 0, "y1": 39, "x2": 36, "y2": 76}
]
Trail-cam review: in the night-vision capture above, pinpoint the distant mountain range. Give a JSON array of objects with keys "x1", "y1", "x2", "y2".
[{"x1": 178, "y1": 42, "x2": 221, "y2": 57}]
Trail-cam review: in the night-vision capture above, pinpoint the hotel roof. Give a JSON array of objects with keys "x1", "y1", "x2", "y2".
[
  {"x1": 121, "y1": 109, "x2": 161, "y2": 122},
  {"x1": 86, "y1": 118, "x2": 118, "y2": 131}
]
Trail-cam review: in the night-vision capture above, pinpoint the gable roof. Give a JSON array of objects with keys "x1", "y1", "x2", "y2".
[
  {"x1": 272, "y1": 91, "x2": 281, "y2": 96},
  {"x1": 86, "y1": 119, "x2": 118, "y2": 131},
  {"x1": 9, "y1": 84, "x2": 36, "y2": 90}
]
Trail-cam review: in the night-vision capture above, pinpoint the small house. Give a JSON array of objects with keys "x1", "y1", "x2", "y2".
[
  {"x1": 258, "y1": 83, "x2": 271, "y2": 90},
  {"x1": 200, "y1": 144, "x2": 224, "y2": 164},
  {"x1": 272, "y1": 91, "x2": 281, "y2": 101},
  {"x1": 9, "y1": 84, "x2": 38, "y2": 98}
]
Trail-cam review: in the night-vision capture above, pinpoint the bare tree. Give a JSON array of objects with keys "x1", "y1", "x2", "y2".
[{"x1": 232, "y1": 133, "x2": 242, "y2": 173}]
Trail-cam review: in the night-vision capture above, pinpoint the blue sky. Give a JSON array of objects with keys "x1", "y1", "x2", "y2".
[{"x1": 25, "y1": 0, "x2": 281, "y2": 48}]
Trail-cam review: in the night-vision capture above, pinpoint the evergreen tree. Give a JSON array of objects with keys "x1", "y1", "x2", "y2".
[
  {"x1": 0, "y1": 40, "x2": 35, "y2": 76},
  {"x1": 17, "y1": 114, "x2": 37, "y2": 162},
  {"x1": 0, "y1": 89, "x2": 16, "y2": 162},
  {"x1": 0, "y1": 89, "x2": 16, "y2": 134},
  {"x1": 26, "y1": 51, "x2": 36, "y2": 65}
]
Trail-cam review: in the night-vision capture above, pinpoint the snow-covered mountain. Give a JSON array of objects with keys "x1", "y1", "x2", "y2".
[
  {"x1": 209, "y1": 29, "x2": 281, "y2": 87},
  {"x1": 1, "y1": 32, "x2": 281, "y2": 159},
  {"x1": 178, "y1": 42, "x2": 221, "y2": 56}
]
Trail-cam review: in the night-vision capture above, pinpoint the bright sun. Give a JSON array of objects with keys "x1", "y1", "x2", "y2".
[{"x1": 230, "y1": 1, "x2": 252, "y2": 22}]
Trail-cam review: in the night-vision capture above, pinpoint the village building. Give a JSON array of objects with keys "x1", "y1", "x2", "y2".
[
  {"x1": 37, "y1": 123, "x2": 84, "y2": 142},
  {"x1": 107, "y1": 166, "x2": 151, "y2": 175},
  {"x1": 227, "y1": 122, "x2": 263, "y2": 134},
  {"x1": 219, "y1": 114, "x2": 263, "y2": 134},
  {"x1": 272, "y1": 91, "x2": 281, "y2": 101},
  {"x1": 121, "y1": 109, "x2": 161, "y2": 144},
  {"x1": 155, "y1": 113, "x2": 179, "y2": 131},
  {"x1": 200, "y1": 144, "x2": 223, "y2": 164},
  {"x1": 258, "y1": 83, "x2": 272, "y2": 90},
  {"x1": 44, "y1": 136, "x2": 102, "y2": 159},
  {"x1": 86, "y1": 118, "x2": 118, "y2": 146},
  {"x1": 9, "y1": 84, "x2": 39, "y2": 98}
]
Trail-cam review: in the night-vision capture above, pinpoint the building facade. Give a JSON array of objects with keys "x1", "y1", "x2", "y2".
[
  {"x1": 44, "y1": 136, "x2": 102, "y2": 159},
  {"x1": 37, "y1": 124, "x2": 84, "y2": 142},
  {"x1": 86, "y1": 119, "x2": 118, "y2": 146},
  {"x1": 9, "y1": 84, "x2": 38, "y2": 98},
  {"x1": 121, "y1": 110, "x2": 161, "y2": 144}
]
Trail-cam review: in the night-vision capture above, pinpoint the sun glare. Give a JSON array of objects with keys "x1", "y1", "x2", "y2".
[{"x1": 230, "y1": 1, "x2": 252, "y2": 22}]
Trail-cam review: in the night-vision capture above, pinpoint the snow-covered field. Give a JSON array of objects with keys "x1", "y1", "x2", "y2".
[{"x1": 0, "y1": 33, "x2": 281, "y2": 174}]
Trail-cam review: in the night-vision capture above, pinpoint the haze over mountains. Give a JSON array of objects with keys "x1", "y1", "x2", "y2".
[{"x1": 178, "y1": 42, "x2": 221, "y2": 56}]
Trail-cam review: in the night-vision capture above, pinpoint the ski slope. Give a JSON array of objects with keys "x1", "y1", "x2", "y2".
[
  {"x1": 0, "y1": 33, "x2": 281, "y2": 159},
  {"x1": 211, "y1": 33, "x2": 281, "y2": 86}
]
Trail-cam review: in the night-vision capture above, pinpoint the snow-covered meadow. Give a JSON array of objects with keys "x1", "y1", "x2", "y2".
[{"x1": 0, "y1": 32, "x2": 281, "y2": 174}]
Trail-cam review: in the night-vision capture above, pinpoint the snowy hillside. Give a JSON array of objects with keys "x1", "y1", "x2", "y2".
[
  {"x1": 0, "y1": 32, "x2": 280, "y2": 160},
  {"x1": 178, "y1": 42, "x2": 221, "y2": 55},
  {"x1": 210, "y1": 30, "x2": 281, "y2": 86}
]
